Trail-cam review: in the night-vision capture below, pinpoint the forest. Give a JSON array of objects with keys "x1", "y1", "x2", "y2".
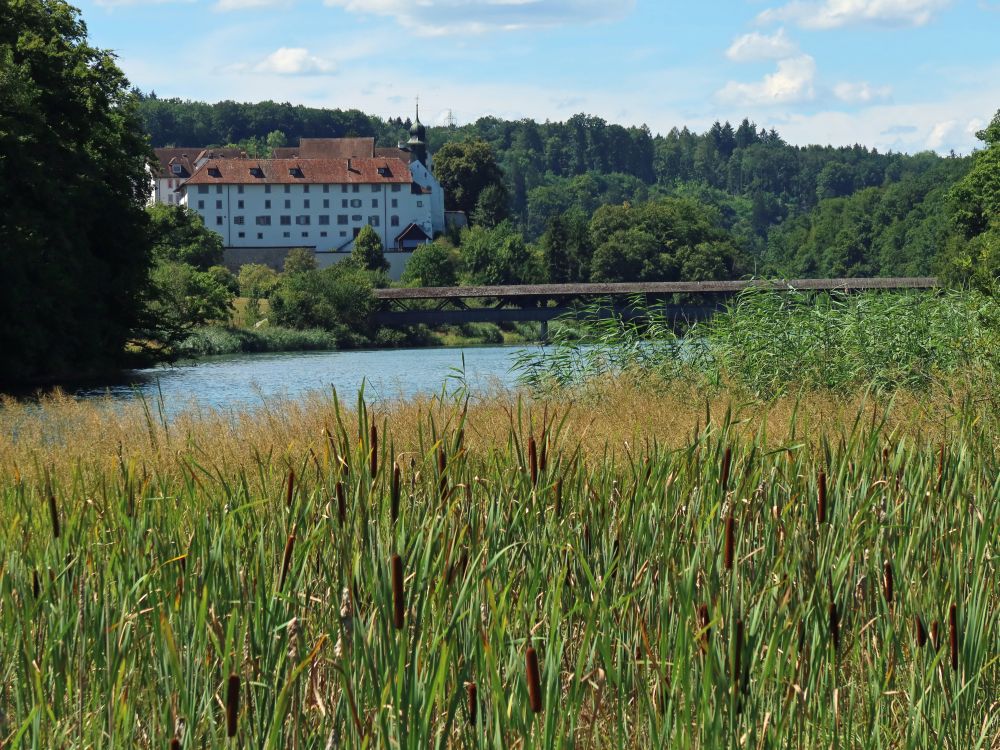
[{"x1": 137, "y1": 94, "x2": 998, "y2": 286}]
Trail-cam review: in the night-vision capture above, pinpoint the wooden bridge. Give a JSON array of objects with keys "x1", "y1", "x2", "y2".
[{"x1": 372, "y1": 277, "x2": 939, "y2": 329}]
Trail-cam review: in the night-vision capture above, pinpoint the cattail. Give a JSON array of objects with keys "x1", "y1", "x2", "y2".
[
  {"x1": 48, "y1": 490, "x2": 60, "y2": 539},
  {"x1": 528, "y1": 435, "x2": 538, "y2": 486},
  {"x1": 225, "y1": 674, "x2": 240, "y2": 738},
  {"x1": 817, "y1": 471, "x2": 827, "y2": 525},
  {"x1": 336, "y1": 482, "x2": 346, "y2": 526},
  {"x1": 32, "y1": 569, "x2": 40, "y2": 599},
  {"x1": 949, "y1": 603, "x2": 958, "y2": 671},
  {"x1": 553, "y1": 479, "x2": 563, "y2": 518},
  {"x1": 391, "y1": 464, "x2": 401, "y2": 523},
  {"x1": 391, "y1": 554, "x2": 404, "y2": 629},
  {"x1": 698, "y1": 604, "x2": 711, "y2": 653},
  {"x1": 723, "y1": 514, "x2": 735, "y2": 571},
  {"x1": 931, "y1": 620, "x2": 940, "y2": 651},
  {"x1": 170, "y1": 738, "x2": 181, "y2": 750},
  {"x1": 883, "y1": 560, "x2": 894, "y2": 605},
  {"x1": 720, "y1": 446, "x2": 732, "y2": 494},
  {"x1": 937, "y1": 443, "x2": 945, "y2": 492},
  {"x1": 915, "y1": 616, "x2": 928, "y2": 648},
  {"x1": 539, "y1": 430, "x2": 548, "y2": 474},
  {"x1": 369, "y1": 423, "x2": 378, "y2": 479},
  {"x1": 278, "y1": 530, "x2": 296, "y2": 592},
  {"x1": 285, "y1": 469, "x2": 294, "y2": 509},
  {"x1": 466, "y1": 682, "x2": 478, "y2": 726},
  {"x1": 525, "y1": 646, "x2": 543, "y2": 714},
  {"x1": 732, "y1": 618, "x2": 744, "y2": 703},
  {"x1": 828, "y1": 601, "x2": 840, "y2": 652}
]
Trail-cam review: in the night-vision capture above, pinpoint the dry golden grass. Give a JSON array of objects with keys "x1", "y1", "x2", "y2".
[{"x1": 1, "y1": 377, "x2": 990, "y2": 492}]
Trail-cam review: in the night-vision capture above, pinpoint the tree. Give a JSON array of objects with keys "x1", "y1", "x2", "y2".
[
  {"x1": 459, "y1": 221, "x2": 539, "y2": 285},
  {"x1": 470, "y1": 183, "x2": 510, "y2": 228},
  {"x1": 433, "y1": 139, "x2": 507, "y2": 216},
  {"x1": 283, "y1": 248, "x2": 318, "y2": 274},
  {"x1": 269, "y1": 263, "x2": 375, "y2": 331},
  {"x1": 238, "y1": 263, "x2": 280, "y2": 299},
  {"x1": 147, "y1": 204, "x2": 225, "y2": 270},
  {"x1": 146, "y1": 262, "x2": 234, "y2": 335},
  {"x1": 266, "y1": 129, "x2": 287, "y2": 156},
  {"x1": 0, "y1": 0, "x2": 153, "y2": 382},
  {"x1": 400, "y1": 241, "x2": 460, "y2": 287},
  {"x1": 351, "y1": 226, "x2": 390, "y2": 272}
]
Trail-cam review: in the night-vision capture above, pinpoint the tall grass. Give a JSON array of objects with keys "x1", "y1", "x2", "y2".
[
  {"x1": 0, "y1": 384, "x2": 996, "y2": 747},
  {"x1": 515, "y1": 288, "x2": 1000, "y2": 398}
]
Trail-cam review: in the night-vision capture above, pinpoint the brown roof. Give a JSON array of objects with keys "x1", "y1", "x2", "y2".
[
  {"x1": 376, "y1": 146, "x2": 412, "y2": 161},
  {"x1": 269, "y1": 140, "x2": 412, "y2": 162},
  {"x1": 152, "y1": 147, "x2": 244, "y2": 177},
  {"x1": 183, "y1": 157, "x2": 414, "y2": 185}
]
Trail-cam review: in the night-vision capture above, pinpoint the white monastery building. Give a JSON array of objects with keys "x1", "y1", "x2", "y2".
[
  {"x1": 164, "y1": 112, "x2": 447, "y2": 280},
  {"x1": 148, "y1": 147, "x2": 243, "y2": 206}
]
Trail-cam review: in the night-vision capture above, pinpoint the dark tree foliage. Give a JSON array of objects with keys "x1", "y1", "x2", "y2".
[
  {"x1": 432, "y1": 140, "x2": 507, "y2": 217},
  {"x1": 1, "y1": 0, "x2": 153, "y2": 383},
  {"x1": 147, "y1": 204, "x2": 224, "y2": 270},
  {"x1": 352, "y1": 225, "x2": 390, "y2": 272}
]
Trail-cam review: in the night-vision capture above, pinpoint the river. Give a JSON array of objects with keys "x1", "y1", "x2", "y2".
[{"x1": 68, "y1": 345, "x2": 527, "y2": 410}]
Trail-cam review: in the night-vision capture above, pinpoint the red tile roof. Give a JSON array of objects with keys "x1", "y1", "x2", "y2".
[
  {"x1": 183, "y1": 157, "x2": 414, "y2": 185},
  {"x1": 152, "y1": 147, "x2": 244, "y2": 177}
]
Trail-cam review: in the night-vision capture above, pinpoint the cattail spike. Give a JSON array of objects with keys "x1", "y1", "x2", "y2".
[
  {"x1": 915, "y1": 616, "x2": 928, "y2": 648},
  {"x1": 225, "y1": 674, "x2": 240, "y2": 738},
  {"x1": 828, "y1": 601, "x2": 840, "y2": 653},
  {"x1": 949, "y1": 603, "x2": 958, "y2": 671},
  {"x1": 525, "y1": 646, "x2": 543, "y2": 714},
  {"x1": 391, "y1": 553, "x2": 404, "y2": 629},
  {"x1": 720, "y1": 446, "x2": 732, "y2": 494},
  {"x1": 723, "y1": 514, "x2": 735, "y2": 571},
  {"x1": 467, "y1": 682, "x2": 478, "y2": 726},
  {"x1": 278, "y1": 530, "x2": 296, "y2": 592},
  {"x1": 698, "y1": 604, "x2": 711, "y2": 653},
  {"x1": 883, "y1": 560, "x2": 894, "y2": 605},
  {"x1": 391, "y1": 464, "x2": 401, "y2": 523},
  {"x1": 170, "y1": 738, "x2": 181, "y2": 750},
  {"x1": 931, "y1": 620, "x2": 940, "y2": 651},
  {"x1": 553, "y1": 479, "x2": 563, "y2": 518},
  {"x1": 528, "y1": 434, "x2": 538, "y2": 486},
  {"x1": 336, "y1": 482, "x2": 346, "y2": 526},
  {"x1": 32, "y1": 569, "x2": 40, "y2": 599},
  {"x1": 539, "y1": 430, "x2": 548, "y2": 474},
  {"x1": 817, "y1": 470, "x2": 827, "y2": 525},
  {"x1": 48, "y1": 490, "x2": 60, "y2": 539}
]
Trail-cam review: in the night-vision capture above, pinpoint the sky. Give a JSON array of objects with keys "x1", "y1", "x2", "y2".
[{"x1": 74, "y1": 0, "x2": 1000, "y2": 154}]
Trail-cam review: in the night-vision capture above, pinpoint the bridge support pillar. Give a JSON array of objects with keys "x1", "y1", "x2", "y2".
[{"x1": 539, "y1": 320, "x2": 549, "y2": 343}]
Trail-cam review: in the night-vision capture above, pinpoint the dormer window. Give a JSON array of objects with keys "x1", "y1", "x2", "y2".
[
  {"x1": 171, "y1": 164, "x2": 182, "y2": 175},
  {"x1": 377, "y1": 166, "x2": 390, "y2": 177},
  {"x1": 250, "y1": 167, "x2": 264, "y2": 178},
  {"x1": 208, "y1": 167, "x2": 221, "y2": 178},
  {"x1": 289, "y1": 167, "x2": 303, "y2": 178}
]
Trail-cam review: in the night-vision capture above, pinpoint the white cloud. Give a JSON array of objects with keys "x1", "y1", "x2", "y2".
[
  {"x1": 246, "y1": 48, "x2": 336, "y2": 75},
  {"x1": 925, "y1": 120, "x2": 956, "y2": 149},
  {"x1": 726, "y1": 28, "x2": 798, "y2": 62},
  {"x1": 833, "y1": 81, "x2": 892, "y2": 103},
  {"x1": 323, "y1": 0, "x2": 634, "y2": 35},
  {"x1": 757, "y1": 0, "x2": 951, "y2": 29},
  {"x1": 215, "y1": 0, "x2": 289, "y2": 9},
  {"x1": 717, "y1": 55, "x2": 816, "y2": 105}
]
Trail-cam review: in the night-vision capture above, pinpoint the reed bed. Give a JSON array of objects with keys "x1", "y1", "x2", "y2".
[{"x1": 0, "y1": 384, "x2": 997, "y2": 747}]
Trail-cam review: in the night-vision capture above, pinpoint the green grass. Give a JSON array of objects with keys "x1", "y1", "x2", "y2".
[
  {"x1": 176, "y1": 325, "x2": 341, "y2": 357},
  {"x1": 0, "y1": 387, "x2": 997, "y2": 747}
]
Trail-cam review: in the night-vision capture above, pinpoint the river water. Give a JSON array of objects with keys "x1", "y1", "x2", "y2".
[{"x1": 69, "y1": 345, "x2": 527, "y2": 410}]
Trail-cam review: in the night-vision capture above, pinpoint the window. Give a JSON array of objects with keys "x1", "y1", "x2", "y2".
[
  {"x1": 391, "y1": 215, "x2": 400, "y2": 227},
  {"x1": 322, "y1": 199, "x2": 329, "y2": 208},
  {"x1": 237, "y1": 185, "x2": 244, "y2": 194},
  {"x1": 172, "y1": 164, "x2": 182, "y2": 175},
  {"x1": 216, "y1": 185, "x2": 223, "y2": 194},
  {"x1": 342, "y1": 199, "x2": 348, "y2": 208},
  {"x1": 256, "y1": 216, "x2": 271, "y2": 225},
  {"x1": 371, "y1": 199, "x2": 379, "y2": 208},
  {"x1": 284, "y1": 199, "x2": 291, "y2": 209},
  {"x1": 377, "y1": 167, "x2": 388, "y2": 177},
  {"x1": 167, "y1": 179, "x2": 174, "y2": 188},
  {"x1": 237, "y1": 200, "x2": 244, "y2": 209},
  {"x1": 234, "y1": 216, "x2": 245, "y2": 225},
  {"x1": 197, "y1": 200, "x2": 205, "y2": 209},
  {"x1": 302, "y1": 232, "x2": 309, "y2": 238},
  {"x1": 391, "y1": 184, "x2": 401, "y2": 193},
  {"x1": 257, "y1": 232, "x2": 264, "y2": 240},
  {"x1": 341, "y1": 185, "x2": 348, "y2": 193},
  {"x1": 318, "y1": 215, "x2": 330, "y2": 225},
  {"x1": 215, "y1": 216, "x2": 223, "y2": 225},
  {"x1": 295, "y1": 215, "x2": 311, "y2": 225},
  {"x1": 303, "y1": 185, "x2": 310, "y2": 193},
  {"x1": 265, "y1": 185, "x2": 271, "y2": 193},
  {"x1": 368, "y1": 216, "x2": 380, "y2": 227},
  {"x1": 372, "y1": 185, "x2": 380, "y2": 193},
  {"x1": 337, "y1": 215, "x2": 348, "y2": 225},
  {"x1": 303, "y1": 199, "x2": 310, "y2": 209},
  {"x1": 283, "y1": 231, "x2": 290, "y2": 238},
  {"x1": 198, "y1": 185, "x2": 209, "y2": 194},
  {"x1": 350, "y1": 199, "x2": 362, "y2": 208},
  {"x1": 352, "y1": 184, "x2": 360, "y2": 193},
  {"x1": 391, "y1": 198, "x2": 398, "y2": 208},
  {"x1": 351, "y1": 214, "x2": 362, "y2": 222},
  {"x1": 340, "y1": 231, "x2": 347, "y2": 237},
  {"x1": 238, "y1": 231, "x2": 245, "y2": 238},
  {"x1": 280, "y1": 215, "x2": 291, "y2": 225},
  {"x1": 265, "y1": 200, "x2": 271, "y2": 209},
  {"x1": 216, "y1": 200, "x2": 223, "y2": 209},
  {"x1": 322, "y1": 185, "x2": 329, "y2": 193},
  {"x1": 320, "y1": 231, "x2": 328, "y2": 237},
  {"x1": 417, "y1": 201, "x2": 423, "y2": 207},
  {"x1": 284, "y1": 185, "x2": 291, "y2": 194}
]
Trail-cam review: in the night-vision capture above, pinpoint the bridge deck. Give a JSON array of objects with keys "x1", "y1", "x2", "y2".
[{"x1": 374, "y1": 277, "x2": 939, "y2": 301}]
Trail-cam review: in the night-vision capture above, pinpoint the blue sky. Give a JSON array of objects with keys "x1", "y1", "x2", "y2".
[{"x1": 76, "y1": 0, "x2": 999, "y2": 153}]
